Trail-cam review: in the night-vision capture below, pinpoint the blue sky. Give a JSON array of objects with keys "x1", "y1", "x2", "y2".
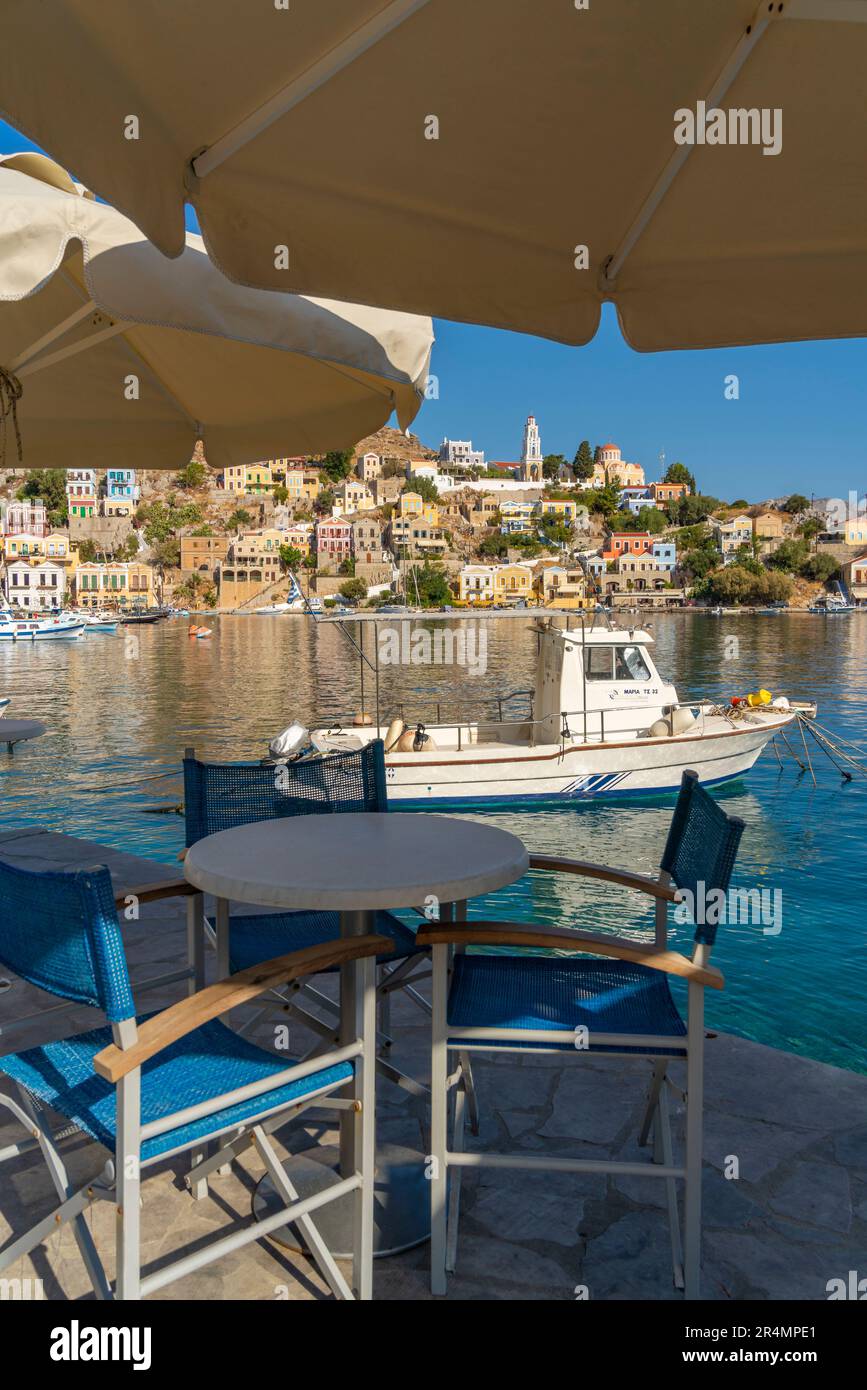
[{"x1": 4, "y1": 119, "x2": 864, "y2": 503}]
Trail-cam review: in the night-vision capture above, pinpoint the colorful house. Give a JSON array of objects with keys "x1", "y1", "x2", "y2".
[
  {"x1": 493, "y1": 563, "x2": 534, "y2": 601},
  {"x1": 3, "y1": 498, "x2": 48, "y2": 537},
  {"x1": 105, "y1": 468, "x2": 140, "y2": 515},
  {"x1": 74, "y1": 561, "x2": 154, "y2": 608},
  {"x1": 315, "y1": 519, "x2": 353, "y2": 569},
  {"x1": 222, "y1": 462, "x2": 274, "y2": 494},
  {"x1": 458, "y1": 564, "x2": 495, "y2": 603},
  {"x1": 66, "y1": 469, "x2": 97, "y2": 518}
]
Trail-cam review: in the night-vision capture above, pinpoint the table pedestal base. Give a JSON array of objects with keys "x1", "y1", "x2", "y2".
[{"x1": 252, "y1": 1143, "x2": 430, "y2": 1259}]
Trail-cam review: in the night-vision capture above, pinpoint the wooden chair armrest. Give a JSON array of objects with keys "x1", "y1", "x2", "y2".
[
  {"x1": 114, "y1": 877, "x2": 199, "y2": 909},
  {"x1": 94, "y1": 935, "x2": 394, "y2": 1082},
  {"x1": 528, "y1": 854, "x2": 678, "y2": 902},
  {"x1": 415, "y1": 919, "x2": 723, "y2": 990}
]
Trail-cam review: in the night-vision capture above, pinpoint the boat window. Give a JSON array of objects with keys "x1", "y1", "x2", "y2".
[
  {"x1": 615, "y1": 646, "x2": 652, "y2": 681},
  {"x1": 584, "y1": 645, "x2": 614, "y2": 681}
]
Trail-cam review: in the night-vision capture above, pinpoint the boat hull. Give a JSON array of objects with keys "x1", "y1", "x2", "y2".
[{"x1": 380, "y1": 716, "x2": 790, "y2": 806}]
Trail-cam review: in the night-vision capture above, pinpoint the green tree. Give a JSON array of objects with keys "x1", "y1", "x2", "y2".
[
  {"x1": 414, "y1": 563, "x2": 452, "y2": 607},
  {"x1": 663, "y1": 461, "x2": 695, "y2": 492},
  {"x1": 767, "y1": 538, "x2": 809, "y2": 573},
  {"x1": 635, "y1": 505, "x2": 668, "y2": 535},
  {"x1": 278, "y1": 544, "x2": 302, "y2": 572},
  {"x1": 319, "y1": 450, "x2": 354, "y2": 483},
  {"x1": 478, "y1": 532, "x2": 509, "y2": 559},
  {"x1": 272, "y1": 483, "x2": 289, "y2": 504},
  {"x1": 572, "y1": 440, "x2": 594, "y2": 482},
  {"x1": 407, "y1": 475, "x2": 439, "y2": 504},
  {"x1": 339, "y1": 577, "x2": 367, "y2": 603},
  {"x1": 582, "y1": 483, "x2": 621, "y2": 521},
  {"x1": 668, "y1": 494, "x2": 724, "y2": 526},
  {"x1": 338, "y1": 557, "x2": 356, "y2": 576},
  {"x1": 542, "y1": 453, "x2": 567, "y2": 482},
  {"x1": 17, "y1": 467, "x2": 68, "y2": 525},
  {"x1": 177, "y1": 459, "x2": 206, "y2": 489},
  {"x1": 682, "y1": 548, "x2": 718, "y2": 580},
  {"x1": 228, "y1": 508, "x2": 252, "y2": 532},
  {"x1": 799, "y1": 515, "x2": 822, "y2": 545},
  {"x1": 785, "y1": 494, "x2": 810, "y2": 516},
  {"x1": 801, "y1": 553, "x2": 840, "y2": 583}
]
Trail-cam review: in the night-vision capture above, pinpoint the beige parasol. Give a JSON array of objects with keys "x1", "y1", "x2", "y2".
[
  {"x1": 1, "y1": 1, "x2": 865, "y2": 350},
  {"x1": 0, "y1": 153, "x2": 433, "y2": 470}
]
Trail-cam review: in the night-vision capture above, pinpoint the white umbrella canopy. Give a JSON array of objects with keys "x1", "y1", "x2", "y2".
[
  {"x1": 0, "y1": 154, "x2": 433, "y2": 470},
  {"x1": 1, "y1": 1, "x2": 866, "y2": 350}
]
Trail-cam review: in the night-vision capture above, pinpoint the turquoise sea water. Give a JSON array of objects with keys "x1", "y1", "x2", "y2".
[{"x1": 0, "y1": 611, "x2": 865, "y2": 1073}]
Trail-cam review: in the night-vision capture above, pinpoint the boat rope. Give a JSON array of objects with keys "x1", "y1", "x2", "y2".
[
  {"x1": 88, "y1": 769, "x2": 180, "y2": 794},
  {"x1": 0, "y1": 367, "x2": 23, "y2": 466},
  {"x1": 774, "y1": 713, "x2": 867, "y2": 783}
]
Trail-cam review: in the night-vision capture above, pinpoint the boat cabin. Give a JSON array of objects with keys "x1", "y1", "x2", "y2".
[{"x1": 530, "y1": 623, "x2": 677, "y2": 744}]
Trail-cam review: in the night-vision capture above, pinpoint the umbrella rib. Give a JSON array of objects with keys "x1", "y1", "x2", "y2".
[
  {"x1": 16, "y1": 320, "x2": 128, "y2": 379},
  {"x1": 192, "y1": 0, "x2": 433, "y2": 181},
  {"x1": 8, "y1": 301, "x2": 98, "y2": 372},
  {"x1": 605, "y1": 4, "x2": 776, "y2": 286}
]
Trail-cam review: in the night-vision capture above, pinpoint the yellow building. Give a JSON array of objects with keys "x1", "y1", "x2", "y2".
[
  {"x1": 216, "y1": 530, "x2": 286, "y2": 607},
  {"x1": 74, "y1": 561, "x2": 155, "y2": 608},
  {"x1": 3, "y1": 530, "x2": 75, "y2": 564},
  {"x1": 538, "y1": 499, "x2": 581, "y2": 525},
  {"x1": 221, "y1": 462, "x2": 274, "y2": 494},
  {"x1": 283, "y1": 468, "x2": 320, "y2": 505},
  {"x1": 492, "y1": 563, "x2": 534, "y2": 601},
  {"x1": 399, "y1": 491, "x2": 439, "y2": 526},
  {"x1": 536, "y1": 565, "x2": 589, "y2": 609}
]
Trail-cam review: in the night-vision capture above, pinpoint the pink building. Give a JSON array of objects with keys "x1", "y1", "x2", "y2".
[
  {"x1": 4, "y1": 498, "x2": 48, "y2": 537},
  {"x1": 315, "y1": 519, "x2": 353, "y2": 566}
]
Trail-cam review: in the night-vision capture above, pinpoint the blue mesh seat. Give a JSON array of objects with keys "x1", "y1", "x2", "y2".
[
  {"x1": 448, "y1": 954, "x2": 687, "y2": 1056},
  {"x1": 184, "y1": 740, "x2": 420, "y2": 970},
  {"x1": 0, "y1": 1019, "x2": 353, "y2": 1162}
]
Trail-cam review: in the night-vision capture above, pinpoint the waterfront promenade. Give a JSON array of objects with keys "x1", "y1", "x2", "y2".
[{"x1": 1, "y1": 825, "x2": 864, "y2": 1301}]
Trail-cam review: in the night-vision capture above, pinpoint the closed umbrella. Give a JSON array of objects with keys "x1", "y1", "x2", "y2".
[
  {"x1": 1, "y1": 1, "x2": 865, "y2": 349},
  {"x1": 0, "y1": 153, "x2": 433, "y2": 470}
]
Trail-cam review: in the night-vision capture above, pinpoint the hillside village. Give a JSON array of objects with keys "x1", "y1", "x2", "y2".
[{"x1": 1, "y1": 419, "x2": 865, "y2": 614}]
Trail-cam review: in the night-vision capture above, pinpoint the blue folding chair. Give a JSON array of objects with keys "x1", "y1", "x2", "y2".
[
  {"x1": 0, "y1": 857, "x2": 388, "y2": 1300},
  {"x1": 418, "y1": 771, "x2": 745, "y2": 1299},
  {"x1": 180, "y1": 740, "x2": 431, "y2": 1097}
]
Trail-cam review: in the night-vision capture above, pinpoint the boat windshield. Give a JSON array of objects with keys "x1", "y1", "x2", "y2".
[
  {"x1": 615, "y1": 645, "x2": 652, "y2": 681},
  {"x1": 584, "y1": 645, "x2": 652, "y2": 682}
]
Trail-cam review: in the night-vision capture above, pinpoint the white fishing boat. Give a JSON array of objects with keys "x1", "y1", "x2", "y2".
[
  {"x1": 0, "y1": 698, "x2": 10, "y2": 716},
  {"x1": 254, "y1": 599, "x2": 306, "y2": 615},
  {"x1": 73, "y1": 610, "x2": 119, "y2": 633},
  {"x1": 281, "y1": 614, "x2": 815, "y2": 806},
  {"x1": 0, "y1": 607, "x2": 85, "y2": 641}
]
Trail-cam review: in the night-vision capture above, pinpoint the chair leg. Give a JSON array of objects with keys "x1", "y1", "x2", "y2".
[
  {"x1": 430, "y1": 944, "x2": 449, "y2": 1296},
  {"x1": 638, "y1": 1059, "x2": 667, "y2": 1148},
  {"x1": 10, "y1": 1088, "x2": 111, "y2": 1298},
  {"x1": 253, "y1": 1127, "x2": 353, "y2": 1301},
  {"x1": 445, "y1": 1080, "x2": 466, "y2": 1274},
  {"x1": 352, "y1": 956, "x2": 376, "y2": 1302},
  {"x1": 653, "y1": 1079, "x2": 685, "y2": 1290},
  {"x1": 458, "y1": 1050, "x2": 480, "y2": 1136},
  {"x1": 683, "y1": 983, "x2": 704, "y2": 1300},
  {"x1": 377, "y1": 963, "x2": 392, "y2": 1047},
  {"x1": 115, "y1": 1071, "x2": 141, "y2": 1301}
]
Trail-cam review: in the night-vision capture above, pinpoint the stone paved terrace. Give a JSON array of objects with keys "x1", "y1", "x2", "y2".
[{"x1": 0, "y1": 827, "x2": 865, "y2": 1302}]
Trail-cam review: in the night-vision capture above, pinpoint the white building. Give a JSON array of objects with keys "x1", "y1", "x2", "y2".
[
  {"x1": 3, "y1": 497, "x2": 48, "y2": 537},
  {"x1": 458, "y1": 564, "x2": 495, "y2": 603},
  {"x1": 6, "y1": 559, "x2": 67, "y2": 609},
  {"x1": 519, "y1": 415, "x2": 543, "y2": 483},
  {"x1": 438, "y1": 438, "x2": 485, "y2": 471}
]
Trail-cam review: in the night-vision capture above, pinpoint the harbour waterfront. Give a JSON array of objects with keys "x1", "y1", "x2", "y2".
[{"x1": 1, "y1": 611, "x2": 865, "y2": 1074}]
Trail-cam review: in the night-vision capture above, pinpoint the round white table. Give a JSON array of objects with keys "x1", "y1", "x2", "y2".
[{"x1": 184, "y1": 811, "x2": 529, "y2": 1254}]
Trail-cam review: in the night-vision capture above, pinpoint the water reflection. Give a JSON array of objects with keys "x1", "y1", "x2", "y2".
[{"x1": 0, "y1": 612, "x2": 865, "y2": 1072}]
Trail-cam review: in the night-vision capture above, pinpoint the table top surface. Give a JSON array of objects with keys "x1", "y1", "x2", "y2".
[{"x1": 183, "y1": 811, "x2": 529, "y2": 912}]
